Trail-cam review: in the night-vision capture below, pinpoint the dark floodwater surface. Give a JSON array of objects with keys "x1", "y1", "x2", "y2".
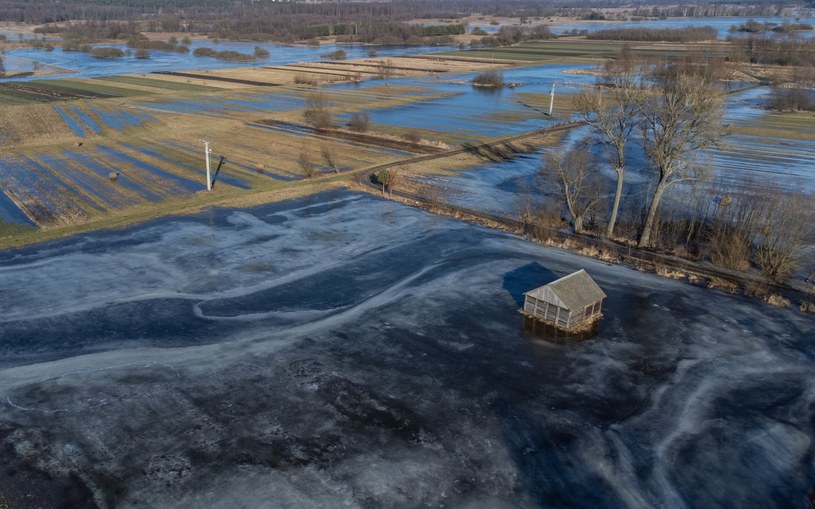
[{"x1": 0, "y1": 190, "x2": 812, "y2": 508}]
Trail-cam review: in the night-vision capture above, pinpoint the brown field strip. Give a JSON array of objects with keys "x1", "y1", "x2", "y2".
[{"x1": 153, "y1": 71, "x2": 282, "y2": 87}]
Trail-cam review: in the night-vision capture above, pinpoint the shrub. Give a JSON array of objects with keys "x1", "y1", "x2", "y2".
[
  {"x1": 349, "y1": 112, "x2": 370, "y2": 132},
  {"x1": 294, "y1": 74, "x2": 318, "y2": 85},
  {"x1": 402, "y1": 129, "x2": 422, "y2": 143},
  {"x1": 89, "y1": 47, "x2": 125, "y2": 58},
  {"x1": 193, "y1": 47, "x2": 217, "y2": 57},
  {"x1": 471, "y1": 71, "x2": 504, "y2": 88},
  {"x1": 298, "y1": 149, "x2": 318, "y2": 178},
  {"x1": 769, "y1": 88, "x2": 815, "y2": 112},
  {"x1": 213, "y1": 50, "x2": 255, "y2": 62},
  {"x1": 253, "y1": 46, "x2": 270, "y2": 58},
  {"x1": 303, "y1": 92, "x2": 333, "y2": 129},
  {"x1": 320, "y1": 49, "x2": 346, "y2": 60},
  {"x1": 709, "y1": 228, "x2": 750, "y2": 270},
  {"x1": 134, "y1": 48, "x2": 150, "y2": 59},
  {"x1": 321, "y1": 146, "x2": 339, "y2": 173}
]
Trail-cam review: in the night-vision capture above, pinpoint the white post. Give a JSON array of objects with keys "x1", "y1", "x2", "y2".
[
  {"x1": 548, "y1": 83, "x2": 556, "y2": 117},
  {"x1": 203, "y1": 140, "x2": 212, "y2": 191}
]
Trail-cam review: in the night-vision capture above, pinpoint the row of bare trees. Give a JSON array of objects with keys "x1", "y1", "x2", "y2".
[
  {"x1": 549, "y1": 50, "x2": 725, "y2": 247},
  {"x1": 540, "y1": 49, "x2": 813, "y2": 280}
]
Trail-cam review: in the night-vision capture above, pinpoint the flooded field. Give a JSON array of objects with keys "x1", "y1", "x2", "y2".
[
  {"x1": 2, "y1": 41, "x2": 449, "y2": 81},
  {"x1": 549, "y1": 16, "x2": 815, "y2": 38},
  {"x1": 0, "y1": 190, "x2": 811, "y2": 508},
  {"x1": 440, "y1": 85, "x2": 815, "y2": 220},
  {"x1": 329, "y1": 63, "x2": 592, "y2": 140}
]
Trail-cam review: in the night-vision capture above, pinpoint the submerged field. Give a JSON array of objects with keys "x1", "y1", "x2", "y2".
[
  {"x1": 0, "y1": 190, "x2": 812, "y2": 508},
  {"x1": 0, "y1": 55, "x2": 570, "y2": 235},
  {"x1": 1, "y1": 42, "x2": 814, "y2": 263}
]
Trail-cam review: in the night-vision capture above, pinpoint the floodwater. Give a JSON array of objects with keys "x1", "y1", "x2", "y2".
[
  {"x1": 332, "y1": 63, "x2": 593, "y2": 139},
  {"x1": 440, "y1": 84, "x2": 815, "y2": 221},
  {"x1": 1, "y1": 41, "x2": 449, "y2": 80},
  {"x1": 549, "y1": 15, "x2": 815, "y2": 39},
  {"x1": 0, "y1": 190, "x2": 811, "y2": 508}
]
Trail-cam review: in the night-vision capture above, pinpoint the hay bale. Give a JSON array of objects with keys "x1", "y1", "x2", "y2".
[{"x1": 108, "y1": 172, "x2": 119, "y2": 181}]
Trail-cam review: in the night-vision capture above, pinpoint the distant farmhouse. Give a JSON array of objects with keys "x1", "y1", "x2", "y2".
[{"x1": 522, "y1": 269, "x2": 606, "y2": 331}]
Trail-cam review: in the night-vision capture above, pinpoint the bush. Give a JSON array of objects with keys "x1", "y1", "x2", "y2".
[
  {"x1": 294, "y1": 74, "x2": 318, "y2": 85},
  {"x1": 254, "y1": 46, "x2": 270, "y2": 58},
  {"x1": 193, "y1": 47, "x2": 255, "y2": 61},
  {"x1": 298, "y1": 149, "x2": 318, "y2": 178},
  {"x1": 402, "y1": 129, "x2": 422, "y2": 143},
  {"x1": 134, "y1": 48, "x2": 150, "y2": 59},
  {"x1": 89, "y1": 47, "x2": 125, "y2": 58},
  {"x1": 320, "y1": 49, "x2": 346, "y2": 60},
  {"x1": 212, "y1": 50, "x2": 255, "y2": 62},
  {"x1": 303, "y1": 92, "x2": 333, "y2": 129},
  {"x1": 349, "y1": 111, "x2": 370, "y2": 132},
  {"x1": 193, "y1": 47, "x2": 217, "y2": 57},
  {"x1": 709, "y1": 228, "x2": 750, "y2": 270},
  {"x1": 471, "y1": 70, "x2": 504, "y2": 88},
  {"x1": 769, "y1": 88, "x2": 815, "y2": 112}
]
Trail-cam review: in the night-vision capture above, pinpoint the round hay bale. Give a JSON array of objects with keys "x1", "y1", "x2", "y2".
[{"x1": 108, "y1": 172, "x2": 119, "y2": 181}]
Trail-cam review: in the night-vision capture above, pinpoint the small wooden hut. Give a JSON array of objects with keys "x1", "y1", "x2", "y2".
[{"x1": 522, "y1": 269, "x2": 606, "y2": 331}]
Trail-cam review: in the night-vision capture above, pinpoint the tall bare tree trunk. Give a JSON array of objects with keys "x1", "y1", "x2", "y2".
[
  {"x1": 639, "y1": 181, "x2": 667, "y2": 247},
  {"x1": 607, "y1": 163, "x2": 624, "y2": 237}
]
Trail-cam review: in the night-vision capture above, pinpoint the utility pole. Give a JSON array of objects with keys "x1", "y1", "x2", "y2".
[
  {"x1": 203, "y1": 140, "x2": 212, "y2": 191},
  {"x1": 548, "y1": 82, "x2": 556, "y2": 117}
]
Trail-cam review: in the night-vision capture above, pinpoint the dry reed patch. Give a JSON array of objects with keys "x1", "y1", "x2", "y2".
[
  {"x1": 766, "y1": 294, "x2": 791, "y2": 308},
  {"x1": 708, "y1": 278, "x2": 740, "y2": 293},
  {"x1": 654, "y1": 264, "x2": 686, "y2": 280}
]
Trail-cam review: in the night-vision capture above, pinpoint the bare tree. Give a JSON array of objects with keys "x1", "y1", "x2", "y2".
[
  {"x1": 753, "y1": 191, "x2": 813, "y2": 280},
  {"x1": 320, "y1": 145, "x2": 340, "y2": 173},
  {"x1": 298, "y1": 147, "x2": 318, "y2": 178},
  {"x1": 303, "y1": 92, "x2": 333, "y2": 130},
  {"x1": 349, "y1": 111, "x2": 370, "y2": 132},
  {"x1": 636, "y1": 69, "x2": 725, "y2": 247},
  {"x1": 377, "y1": 59, "x2": 395, "y2": 85},
  {"x1": 540, "y1": 142, "x2": 605, "y2": 233},
  {"x1": 574, "y1": 54, "x2": 640, "y2": 237}
]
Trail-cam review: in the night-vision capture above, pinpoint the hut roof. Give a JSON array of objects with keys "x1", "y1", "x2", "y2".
[{"x1": 524, "y1": 269, "x2": 606, "y2": 310}]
